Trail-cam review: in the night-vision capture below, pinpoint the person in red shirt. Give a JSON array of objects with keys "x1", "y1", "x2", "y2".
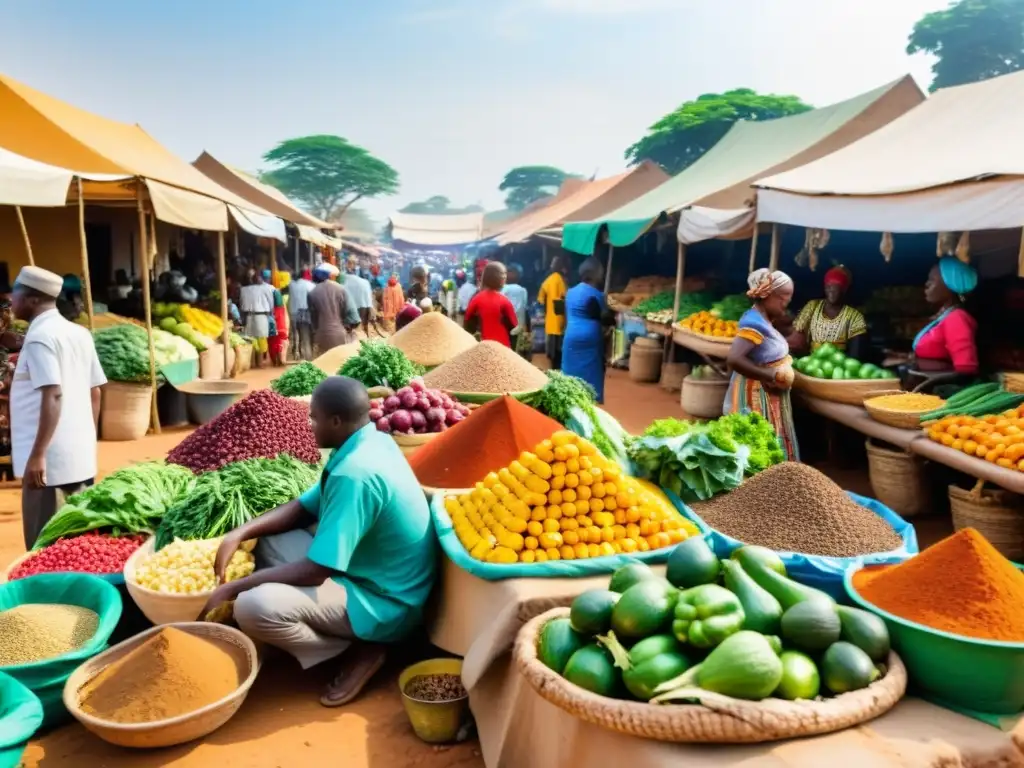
[{"x1": 463, "y1": 262, "x2": 518, "y2": 347}]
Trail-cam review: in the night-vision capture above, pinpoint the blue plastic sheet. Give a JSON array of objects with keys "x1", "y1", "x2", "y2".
[
  {"x1": 677, "y1": 492, "x2": 918, "y2": 601},
  {"x1": 0, "y1": 672, "x2": 42, "y2": 768}
]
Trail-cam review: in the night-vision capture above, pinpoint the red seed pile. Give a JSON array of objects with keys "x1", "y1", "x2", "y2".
[
  {"x1": 10, "y1": 533, "x2": 146, "y2": 579},
  {"x1": 167, "y1": 389, "x2": 321, "y2": 473}
]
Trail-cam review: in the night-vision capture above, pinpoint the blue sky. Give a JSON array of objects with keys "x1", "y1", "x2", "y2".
[{"x1": 0, "y1": 0, "x2": 946, "y2": 226}]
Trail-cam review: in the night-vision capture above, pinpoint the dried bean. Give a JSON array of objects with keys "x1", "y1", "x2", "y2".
[{"x1": 404, "y1": 673, "x2": 467, "y2": 702}]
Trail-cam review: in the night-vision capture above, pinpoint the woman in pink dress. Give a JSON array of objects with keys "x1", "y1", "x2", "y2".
[{"x1": 912, "y1": 257, "x2": 979, "y2": 376}]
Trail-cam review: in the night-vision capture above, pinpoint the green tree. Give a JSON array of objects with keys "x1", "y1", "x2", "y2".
[
  {"x1": 626, "y1": 89, "x2": 813, "y2": 174},
  {"x1": 400, "y1": 195, "x2": 452, "y2": 214},
  {"x1": 499, "y1": 165, "x2": 574, "y2": 210},
  {"x1": 907, "y1": 0, "x2": 1024, "y2": 91},
  {"x1": 261, "y1": 135, "x2": 399, "y2": 219}
]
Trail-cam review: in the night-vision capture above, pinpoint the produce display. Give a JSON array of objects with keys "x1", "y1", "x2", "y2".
[
  {"x1": 542, "y1": 543, "x2": 889, "y2": 704},
  {"x1": 270, "y1": 361, "x2": 328, "y2": 398},
  {"x1": 339, "y1": 340, "x2": 425, "y2": 389},
  {"x1": 643, "y1": 291, "x2": 717, "y2": 324},
  {"x1": 523, "y1": 371, "x2": 625, "y2": 462},
  {"x1": 423, "y1": 340, "x2": 549, "y2": 394},
  {"x1": 445, "y1": 430, "x2": 697, "y2": 564},
  {"x1": 93, "y1": 325, "x2": 197, "y2": 383},
  {"x1": 631, "y1": 291, "x2": 675, "y2": 320},
  {"x1": 371, "y1": 377, "x2": 470, "y2": 435},
  {"x1": 677, "y1": 311, "x2": 738, "y2": 339},
  {"x1": 404, "y1": 673, "x2": 467, "y2": 702},
  {"x1": 133, "y1": 538, "x2": 256, "y2": 593},
  {"x1": 793, "y1": 344, "x2": 896, "y2": 381},
  {"x1": 33, "y1": 462, "x2": 195, "y2": 549},
  {"x1": 691, "y1": 463, "x2": 903, "y2": 557},
  {"x1": 9, "y1": 534, "x2": 146, "y2": 580},
  {"x1": 167, "y1": 390, "x2": 321, "y2": 473},
  {"x1": 157, "y1": 316, "x2": 216, "y2": 352},
  {"x1": 79, "y1": 313, "x2": 144, "y2": 330},
  {"x1": 852, "y1": 528, "x2": 1024, "y2": 642},
  {"x1": 0, "y1": 604, "x2": 99, "y2": 665},
  {"x1": 924, "y1": 403, "x2": 1024, "y2": 471},
  {"x1": 920, "y1": 382, "x2": 1024, "y2": 422},
  {"x1": 156, "y1": 455, "x2": 321, "y2": 547},
  {"x1": 79, "y1": 626, "x2": 241, "y2": 723},
  {"x1": 387, "y1": 312, "x2": 478, "y2": 367}
]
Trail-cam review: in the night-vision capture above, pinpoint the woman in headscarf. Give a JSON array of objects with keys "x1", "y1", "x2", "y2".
[
  {"x1": 789, "y1": 265, "x2": 868, "y2": 359},
  {"x1": 265, "y1": 270, "x2": 289, "y2": 367},
  {"x1": 563, "y1": 258, "x2": 614, "y2": 403},
  {"x1": 381, "y1": 276, "x2": 404, "y2": 329},
  {"x1": 912, "y1": 257, "x2": 979, "y2": 375},
  {"x1": 725, "y1": 269, "x2": 799, "y2": 461}
]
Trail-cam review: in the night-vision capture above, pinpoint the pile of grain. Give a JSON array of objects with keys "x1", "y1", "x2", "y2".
[
  {"x1": 404, "y1": 673, "x2": 467, "y2": 702},
  {"x1": 0, "y1": 604, "x2": 99, "y2": 665},
  {"x1": 312, "y1": 342, "x2": 361, "y2": 374},
  {"x1": 692, "y1": 462, "x2": 903, "y2": 557},
  {"x1": 423, "y1": 341, "x2": 548, "y2": 394},
  {"x1": 388, "y1": 312, "x2": 477, "y2": 367}
]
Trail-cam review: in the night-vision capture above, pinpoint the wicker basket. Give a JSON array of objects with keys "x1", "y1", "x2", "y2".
[
  {"x1": 198, "y1": 344, "x2": 227, "y2": 381},
  {"x1": 865, "y1": 439, "x2": 931, "y2": 518},
  {"x1": 949, "y1": 481, "x2": 1024, "y2": 560},
  {"x1": 230, "y1": 344, "x2": 253, "y2": 377},
  {"x1": 515, "y1": 608, "x2": 906, "y2": 744},
  {"x1": 863, "y1": 390, "x2": 942, "y2": 430},
  {"x1": 629, "y1": 339, "x2": 663, "y2": 383},
  {"x1": 100, "y1": 381, "x2": 152, "y2": 441},
  {"x1": 392, "y1": 432, "x2": 439, "y2": 457},
  {"x1": 681, "y1": 375, "x2": 728, "y2": 419},
  {"x1": 660, "y1": 362, "x2": 690, "y2": 393},
  {"x1": 792, "y1": 371, "x2": 898, "y2": 406},
  {"x1": 63, "y1": 622, "x2": 259, "y2": 748},
  {"x1": 1003, "y1": 372, "x2": 1024, "y2": 394},
  {"x1": 672, "y1": 326, "x2": 733, "y2": 359}
]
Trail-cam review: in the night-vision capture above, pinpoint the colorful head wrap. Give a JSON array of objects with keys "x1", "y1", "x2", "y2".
[
  {"x1": 262, "y1": 269, "x2": 272, "y2": 281},
  {"x1": 746, "y1": 268, "x2": 793, "y2": 300},
  {"x1": 387, "y1": 276, "x2": 398, "y2": 287},
  {"x1": 301, "y1": 269, "x2": 312, "y2": 280},
  {"x1": 938, "y1": 256, "x2": 978, "y2": 296},
  {"x1": 823, "y1": 265, "x2": 852, "y2": 291}
]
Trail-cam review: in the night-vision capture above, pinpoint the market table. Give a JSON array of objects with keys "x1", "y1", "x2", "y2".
[
  {"x1": 910, "y1": 439, "x2": 1024, "y2": 495},
  {"x1": 794, "y1": 393, "x2": 920, "y2": 451}
]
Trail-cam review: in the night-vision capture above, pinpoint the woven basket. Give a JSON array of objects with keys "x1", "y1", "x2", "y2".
[
  {"x1": 672, "y1": 326, "x2": 733, "y2": 359},
  {"x1": 865, "y1": 439, "x2": 930, "y2": 518},
  {"x1": 792, "y1": 371, "x2": 898, "y2": 406},
  {"x1": 863, "y1": 390, "x2": 942, "y2": 430},
  {"x1": 515, "y1": 608, "x2": 906, "y2": 744},
  {"x1": 660, "y1": 362, "x2": 690, "y2": 393},
  {"x1": 392, "y1": 432, "x2": 439, "y2": 457},
  {"x1": 681, "y1": 375, "x2": 728, "y2": 419},
  {"x1": 100, "y1": 381, "x2": 152, "y2": 441},
  {"x1": 629, "y1": 344, "x2": 662, "y2": 384},
  {"x1": 230, "y1": 344, "x2": 252, "y2": 377},
  {"x1": 949, "y1": 481, "x2": 1024, "y2": 560},
  {"x1": 1003, "y1": 372, "x2": 1024, "y2": 394},
  {"x1": 63, "y1": 622, "x2": 259, "y2": 748}
]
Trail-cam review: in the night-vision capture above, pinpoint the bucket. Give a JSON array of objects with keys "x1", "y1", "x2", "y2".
[
  {"x1": 398, "y1": 658, "x2": 468, "y2": 743},
  {"x1": 660, "y1": 362, "x2": 690, "y2": 393},
  {"x1": 681, "y1": 375, "x2": 728, "y2": 419},
  {"x1": 100, "y1": 382, "x2": 152, "y2": 441},
  {"x1": 198, "y1": 344, "x2": 226, "y2": 381},
  {"x1": 175, "y1": 380, "x2": 250, "y2": 425},
  {"x1": 629, "y1": 339, "x2": 662, "y2": 383},
  {"x1": 865, "y1": 439, "x2": 930, "y2": 518}
]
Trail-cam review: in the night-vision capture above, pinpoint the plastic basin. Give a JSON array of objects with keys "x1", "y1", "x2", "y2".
[
  {"x1": 398, "y1": 658, "x2": 468, "y2": 743},
  {"x1": 175, "y1": 380, "x2": 249, "y2": 425},
  {"x1": 0, "y1": 672, "x2": 43, "y2": 768},
  {"x1": 844, "y1": 564, "x2": 1024, "y2": 714}
]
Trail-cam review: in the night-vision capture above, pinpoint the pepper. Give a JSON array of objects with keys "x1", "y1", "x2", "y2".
[
  {"x1": 597, "y1": 632, "x2": 691, "y2": 702},
  {"x1": 672, "y1": 584, "x2": 745, "y2": 649}
]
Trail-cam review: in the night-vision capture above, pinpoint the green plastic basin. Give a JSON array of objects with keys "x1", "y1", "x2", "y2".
[{"x1": 844, "y1": 564, "x2": 1024, "y2": 714}]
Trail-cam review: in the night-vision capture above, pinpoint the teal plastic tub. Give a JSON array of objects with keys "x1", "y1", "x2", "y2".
[
  {"x1": 844, "y1": 564, "x2": 1024, "y2": 714},
  {"x1": 0, "y1": 672, "x2": 43, "y2": 768}
]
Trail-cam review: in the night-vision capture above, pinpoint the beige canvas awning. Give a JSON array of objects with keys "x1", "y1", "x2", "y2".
[{"x1": 389, "y1": 211, "x2": 485, "y2": 246}]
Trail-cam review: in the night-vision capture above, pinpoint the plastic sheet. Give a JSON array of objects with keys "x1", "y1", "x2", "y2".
[{"x1": 0, "y1": 672, "x2": 42, "y2": 768}]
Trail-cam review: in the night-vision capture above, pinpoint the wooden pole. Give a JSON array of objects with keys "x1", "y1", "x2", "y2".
[
  {"x1": 294, "y1": 236, "x2": 299, "y2": 273},
  {"x1": 14, "y1": 207, "x2": 34, "y2": 267},
  {"x1": 76, "y1": 179, "x2": 94, "y2": 330},
  {"x1": 604, "y1": 244, "x2": 615, "y2": 294},
  {"x1": 136, "y1": 182, "x2": 160, "y2": 434},
  {"x1": 748, "y1": 226, "x2": 759, "y2": 272},
  {"x1": 217, "y1": 231, "x2": 230, "y2": 376},
  {"x1": 1018, "y1": 228, "x2": 1024, "y2": 278},
  {"x1": 768, "y1": 224, "x2": 780, "y2": 271}
]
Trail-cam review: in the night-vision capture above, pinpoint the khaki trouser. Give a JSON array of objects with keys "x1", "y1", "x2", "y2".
[
  {"x1": 291, "y1": 322, "x2": 313, "y2": 361},
  {"x1": 233, "y1": 529, "x2": 354, "y2": 669},
  {"x1": 22, "y1": 479, "x2": 92, "y2": 550}
]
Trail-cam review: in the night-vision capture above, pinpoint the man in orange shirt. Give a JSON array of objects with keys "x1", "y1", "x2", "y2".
[
  {"x1": 463, "y1": 262, "x2": 518, "y2": 347},
  {"x1": 536, "y1": 256, "x2": 569, "y2": 369}
]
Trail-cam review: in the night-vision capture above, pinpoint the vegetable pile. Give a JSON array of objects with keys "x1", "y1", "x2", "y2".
[
  {"x1": 371, "y1": 377, "x2": 469, "y2": 434},
  {"x1": 167, "y1": 389, "x2": 321, "y2": 473},
  {"x1": 133, "y1": 538, "x2": 256, "y2": 593},
  {"x1": 339, "y1": 340, "x2": 424, "y2": 389},
  {"x1": 920, "y1": 382, "x2": 1024, "y2": 422},
  {"x1": 271, "y1": 361, "x2": 328, "y2": 398},
  {"x1": 10, "y1": 533, "x2": 146, "y2": 579},
  {"x1": 541, "y1": 540, "x2": 890, "y2": 704},
  {"x1": 641, "y1": 292, "x2": 716, "y2": 324},
  {"x1": 793, "y1": 343, "x2": 896, "y2": 381},
  {"x1": 925, "y1": 401, "x2": 1024, "y2": 471}
]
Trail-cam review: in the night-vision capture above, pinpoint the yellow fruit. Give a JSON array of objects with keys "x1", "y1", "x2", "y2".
[
  {"x1": 519, "y1": 550, "x2": 536, "y2": 564},
  {"x1": 538, "y1": 531, "x2": 563, "y2": 549},
  {"x1": 525, "y1": 475, "x2": 550, "y2": 494},
  {"x1": 534, "y1": 550, "x2": 549, "y2": 563},
  {"x1": 544, "y1": 548, "x2": 561, "y2": 561},
  {"x1": 560, "y1": 545, "x2": 576, "y2": 560}
]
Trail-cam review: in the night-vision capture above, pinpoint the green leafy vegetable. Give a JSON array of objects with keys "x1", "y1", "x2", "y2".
[
  {"x1": 93, "y1": 325, "x2": 157, "y2": 383},
  {"x1": 523, "y1": 371, "x2": 620, "y2": 459},
  {"x1": 338, "y1": 340, "x2": 424, "y2": 389},
  {"x1": 271, "y1": 361, "x2": 328, "y2": 397}
]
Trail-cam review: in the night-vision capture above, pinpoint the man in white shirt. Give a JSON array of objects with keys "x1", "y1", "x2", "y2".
[
  {"x1": 342, "y1": 256, "x2": 374, "y2": 336},
  {"x1": 239, "y1": 271, "x2": 276, "y2": 368},
  {"x1": 289, "y1": 268, "x2": 315, "y2": 360},
  {"x1": 501, "y1": 264, "x2": 531, "y2": 358},
  {"x1": 10, "y1": 266, "x2": 107, "y2": 549},
  {"x1": 456, "y1": 270, "x2": 477, "y2": 325}
]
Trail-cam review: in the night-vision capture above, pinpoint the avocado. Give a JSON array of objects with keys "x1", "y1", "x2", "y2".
[
  {"x1": 837, "y1": 605, "x2": 890, "y2": 663},
  {"x1": 821, "y1": 641, "x2": 880, "y2": 694},
  {"x1": 569, "y1": 590, "x2": 621, "y2": 636},
  {"x1": 666, "y1": 537, "x2": 720, "y2": 589},
  {"x1": 781, "y1": 601, "x2": 841, "y2": 652}
]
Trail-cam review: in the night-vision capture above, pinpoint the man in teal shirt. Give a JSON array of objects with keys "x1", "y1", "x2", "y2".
[{"x1": 203, "y1": 376, "x2": 437, "y2": 706}]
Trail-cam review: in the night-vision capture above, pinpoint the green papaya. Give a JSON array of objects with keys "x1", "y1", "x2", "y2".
[
  {"x1": 608, "y1": 561, "x2": 660, "y2": 593},
  {"x1": 537, "y1": 617, "x2": 585, "y2": 675},
  {"x1": 610, "y1": 580, "x2": 678, "y2": 640},
  {"x1": 821, "y1": 641, "x2": 880, "y2": 694},
  {"x1": 665, "y1": 537, "x2": 720, "y2": 589},
  {"x1": 740, "y1": 558, "x2": 834, "y2": 610},
  {"x1": 731, "y1": 545, "x2": 786, "y2": 576},
  {"x1": 721, "y1": 559, "x2": 783, "y2": 635},
  {"x1": 569, "y1": 590, "x2": 621, "y2": 635},
  {"x1": 563, "y1": 644, "x2": 620, "y2": 697},
  {"x1": 836, "y1": 605, "x2": 890, "y2": 663}
]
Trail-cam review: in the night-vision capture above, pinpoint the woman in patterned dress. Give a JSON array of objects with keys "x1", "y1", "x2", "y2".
[{"x1": 789, "y1": 265, "x2": 868, "y2": 359}]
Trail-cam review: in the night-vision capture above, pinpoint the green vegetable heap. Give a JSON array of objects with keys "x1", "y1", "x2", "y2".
[
  {"x1": 93, "y1": 325, "x2": 159, "y2": 383},
  {"x1": 338, "y1": 340, "x2": 424, "y2": 389},
  {"x1": 540, "y1": 540, "x2": 890, "y2": 705},
  {"x1": 709, "y1": 294, "x2": 751, "y2": 322},
  {"x1": 271, "y1": 361, "x2": 328, "y2": 398},
  {"x1": 793, "y1": 343, "x2": 897, "y2": 381}
]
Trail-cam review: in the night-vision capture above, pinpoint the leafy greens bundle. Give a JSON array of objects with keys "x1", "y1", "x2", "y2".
[
  {"x1": 338, "y1": 340, "x2": 424, "y2": 389},
  {"x1": 271, "y1": 361, "x2": 328, "y2": 397}
]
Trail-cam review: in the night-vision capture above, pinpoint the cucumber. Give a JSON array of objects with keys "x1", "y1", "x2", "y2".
[
  {"x1": 666, "y1": 537, "x2": 720, "y2": 589},
  {"x1": 959, "y1": 393, "x2": 1024, "y2": 417},
  {"x1": 836, "y1": 605, "x2": 890, "y2": 663},
  {"x1": 537, "y1": 617, "x2": 586, "y2": 674},
  {"x1": 942, "y1": 382, "x2": 997, "y2": 408},
  {"x1": 740, "y1": 558, "x2": 835, "y2": 610},
  {"x1": 563, "y1": 644, "x2": 621, "y2": 697},
  {"x1": 721, "y1": 559, "x2": 783, "y2": 635},
  {"x1": 780, "y1": 601, "x2": 841, "y2": 652},
  {"x1": 821, "y1": 641, "x2": 880, "y2": 694},
  {"x1": 570, "y1": 590, "x2": 621, "y2": 636}
]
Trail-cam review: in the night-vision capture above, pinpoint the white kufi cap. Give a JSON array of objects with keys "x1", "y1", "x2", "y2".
[{"x1": 15, "y1": 266, "x2": 63, "y2": 298}]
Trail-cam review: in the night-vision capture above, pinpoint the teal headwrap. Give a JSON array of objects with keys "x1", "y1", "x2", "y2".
[{"x1": 938, "y1": 256, "x2": 978, "y2": 296}]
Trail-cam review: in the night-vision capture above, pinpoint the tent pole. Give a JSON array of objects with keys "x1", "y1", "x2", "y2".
[
  {"x1": 136, "y1": 181, "x2": 160, "y2": 434},
  {"x1": 604, "y1": 245, "x2": 614, "y2": 294},
  {"x1": 748, "y1": 226, "x2": 759, "y2": 272},
  {"x1": 768, "y1": 224, "x2": 780, "y2": 271},
  {"x1": 217, "y1": 231, "x2": 230, "y2": 376},
  {"x1": 1017, "y1": 227, "x2": 1024, "y2": 278},
  {"x1": 14, "y1": 207, "x2": 34, "y2": 267},
  {"x1": 76, "y1": 179, "x2": 95, "y2": 330},
  {"x1": 293, "y1": 234, "x2": 299, "y2": 273},
  {"x1": 672, "y1": 241, "x2": 686, "y2": 326}
]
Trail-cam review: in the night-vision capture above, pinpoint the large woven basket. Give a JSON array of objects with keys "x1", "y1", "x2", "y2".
[
  {"x1": 514, "y1": 608, "x2": 907, "y2": 744},
  {"x1": 865, "y1": 439, "x2": 931, "y2": 518},
  {"x1": 63, "y1": 622, "x2": 259, "y2": 748},
  {"x1": 863, "y1": 390, "x2": 942, "y2": 430},
  {"x1": 672, "y1": 326, "x2": 733, "y2": 359},
  {"x1": 792, "y1": 371, "x2": 897, "y2": 406},
  {"x1": 1003, "y1": 372, "x2": 1024, "y2": 394},
  {"x1": 949, "y1": 481, "x2": 1024, "y2": 560},
  {"x1": 392, "y1": 432, "x2": 439, "y2": 457},
  {"x1": 100, "y1": 381, "x2": 152, "y2": 441}
]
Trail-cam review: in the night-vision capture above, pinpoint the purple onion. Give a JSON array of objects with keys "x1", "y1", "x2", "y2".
[
  {"x1": 383, "y1": 395, "x2": 401, "y2": 413},
  {"x1": 375, "y1": 416, "x2": 391, "y2": 432}
]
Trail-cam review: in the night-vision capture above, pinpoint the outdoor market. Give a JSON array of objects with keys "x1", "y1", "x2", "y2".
[{"x1": 4, "y1": 13, "x2": 1024, "y2": 768}]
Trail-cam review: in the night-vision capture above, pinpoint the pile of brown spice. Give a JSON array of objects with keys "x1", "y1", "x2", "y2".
[
  {"x1": 692, "y1": 462, "x2": 903, "y2": 557},
  {"x1": 80, "y1": 626, "x2": 243, "y2": 724},
  {"x1": 404, "y1": 673, "x2": 467, "y2": 702},
  {"x1": 388, "y1": 312, "x2": 477, "y2": 367},
  {"x1": 423, "y1": 341, "x2": 548, "y2": 394}
]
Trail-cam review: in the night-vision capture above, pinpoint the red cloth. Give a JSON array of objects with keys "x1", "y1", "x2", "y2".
[
  {"x1": 914, "y1": 308, "x2": 978, "y2": 373},
  {"x1": 396, "y1": 303, "x2": 422, "y2": 330},
  {"x1": 464, "y1": 289, "x2": 518, "y2": 347},
  {"x1": 268, "y1": 305, "x2": 288, "y2": 358},
  {"x1": 823, "y1": 266, "x2": 851, "y2": 290}
]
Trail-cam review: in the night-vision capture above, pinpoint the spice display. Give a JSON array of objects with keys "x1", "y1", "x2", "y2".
[
  {"x1": 852, "y1": 528, "x2": 1024, "y2": 642},
  {"x1": 33, "y1": 462, "x2": 194, "y2": 549},
  {"x1": 921, "y1": 382, "x2": 1024, "y2": 421},
  {"x1": 156, "y1": 455, "x2": 320, "y2": 547},
  {"x1": 370, "y1": 377, "x2": 470, "y2": 435},
  {"x1": 133, "y1": 538, "x2": 256, "y2": 593},
  {"x1": 311, "y1": 341, "x2": 361, "y2": 374},
  {"x1": 423, "y1": 340, "x2": 549, "y2": 394},
  {"x1": 270, "y1": 362, "x2": 328, "y2": 398},
  {"x1": 444, "y1": 430, "x2": 697, "y2": 563},
  {"x1": 864, "y1": 393, "x2": 944, "y2": 411},
  {"x1": 79, "y1": 626, "x2": 241, "y2": 723},
  {"x1": 410, "y1": 395, "x2": 562, "y2": 488},
  {"x1": 338, "y1": 340, "x2": 424, "y2": 389},
  {"x1": 924, "y1": 403, "x2": 1024, "y2": 471},
  {"x1": 10, "y1": 533, "x2": 146, "y2": 579},
  {"x1": 793, "y1": 343, "x2": 896, "y2": 381},
  {"x1": 0, "y1": 604, "x2": 99, "y2": 665},
  {"x1": 691, "y1": 463, "x2": 903, "y2": 556},
  {"x1": 167, "y1": 390, "x2": 321, "y2": 473},
  {"x1": 403, "y1": 673, "x2": 467, "y2": 702},
  {"x1": 388, "y1": 312, "x2": 478, "y2": 367},
  {"x1": 678, "y1": 311, "x2": 739, "y2": 339}
]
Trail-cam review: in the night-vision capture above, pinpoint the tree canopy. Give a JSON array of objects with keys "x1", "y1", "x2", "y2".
[
  {"x1": 260, "y1": 135, "x2": 399, "y2": 219},
  {"x1": 399, "y1": 196, "x2": 485, "y2": 214},
  {"x1": 625, "y1": 89, "x2": 813, "y2": 175},
  {"x1": 907, "y1": 0, "x2": 1024, "y2": 91},
  {"x1": 499, "y1": 165, "x2": 575, "y2": 210}
]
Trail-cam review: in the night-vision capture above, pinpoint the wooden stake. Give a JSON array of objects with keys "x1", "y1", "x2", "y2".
[
  {"x1": 748, "y1": 226, "x2": 759, "y2": 272},
  {"x1": 604, "y1": 245, "x2": 615, "y2": 294},
  {"x1": 768, "y1": 224, "x2": 780, "y2": 271},
  {"x1": 76, "y1": 179, "x2": 94, "y2": 330},
  {"x1": 217, "y1": 231, "x2": 230, "y2": 376},
  {"x1": 14, "y1": 206, "x2": 34, "y2": 267},
  {"x1": 1018, "y1": 227, "x2": 1024, "y2": 278},
  {"x1": 672, "y1": 241, "x2": 686, "y2": 325},
  {"x1": 136, "y1": 182, "x2": 160, "y2": 434}
]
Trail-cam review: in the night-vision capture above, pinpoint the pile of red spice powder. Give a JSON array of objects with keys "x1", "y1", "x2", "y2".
[{"x1": 408, "y1": 395, "x2": 562, "y2": 488}]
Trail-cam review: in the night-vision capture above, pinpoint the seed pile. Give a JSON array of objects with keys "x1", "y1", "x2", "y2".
[
  {"x1": 404, "y1": 673, "x2": 467, "y2": 702},
  {"x1": 0, "y1": 604, "x2": 99, "y2": 665},
  {"x1": 312, "y1": 341, "x2": 361, "y2": 375},
  {"x1": 388, "y1": 312, "x2": 477, "y2": 367},
  {"x1": 423, "y1": 341, "x2": 548, "y2": 394},
  {"x1": 692, "y1": 462, "x2": 903, "y2": 557}
]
